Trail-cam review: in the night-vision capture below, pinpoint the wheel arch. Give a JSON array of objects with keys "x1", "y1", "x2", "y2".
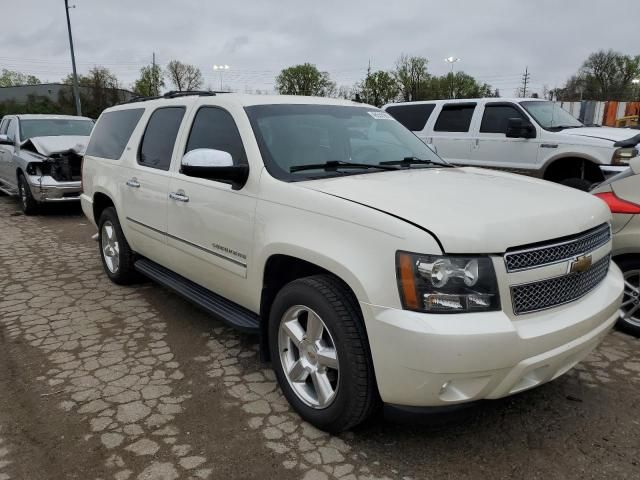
[
  {"x1": 258, "y1": 252, "x2": 367, "y2": 361},
  {"x1": 541, "y1": 154, "x2": 604, "y2": 183},
  {"x1": 93, "y1": 191, "x2": 116, "y2": 224}
]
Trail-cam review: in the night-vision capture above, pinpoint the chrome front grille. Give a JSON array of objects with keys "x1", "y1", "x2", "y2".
[
  {"x1": 504, "y1": 224, "x2": 611, "y2": 272},
  {"x1": 511, "y1": 255, "x2": 610, "y2": 315}
]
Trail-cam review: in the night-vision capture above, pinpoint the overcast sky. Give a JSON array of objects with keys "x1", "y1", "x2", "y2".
[{"x1": 3, "y1": 0, "x2": 639, "y2": 95}]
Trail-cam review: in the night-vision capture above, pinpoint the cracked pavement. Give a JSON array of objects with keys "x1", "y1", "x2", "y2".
[{"x1": 0, "y1": 195, "x2": 638, "y2": 480}]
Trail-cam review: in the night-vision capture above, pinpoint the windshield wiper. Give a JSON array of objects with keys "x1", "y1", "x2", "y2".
[
  {"x1": 290, "y1": 160, "x2": 398, "y2": 173},
  {"x1": 379, "y1": 156, "x2": 451, "y2": 168}
]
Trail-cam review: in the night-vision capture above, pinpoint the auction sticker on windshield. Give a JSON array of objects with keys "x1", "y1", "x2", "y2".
[{"x1": 368, "y1": 111, "x2": 394, "y2": 120}]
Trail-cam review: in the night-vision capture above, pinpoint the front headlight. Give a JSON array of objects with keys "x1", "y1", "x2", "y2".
[
  {"x1": 396, "y1": 252, "x2": 500, "y2": 313},
  {"x1": 612, "y1": 147, "x2": 638, "y2": 166}
]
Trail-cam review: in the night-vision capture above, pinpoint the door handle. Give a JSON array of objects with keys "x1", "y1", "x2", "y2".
[
  {"x1": 126, "y1": 178, "x2": 140, "y2": 188},
  {"x1": 169, "y1": 192, "x2": 189, "y2": 203}
]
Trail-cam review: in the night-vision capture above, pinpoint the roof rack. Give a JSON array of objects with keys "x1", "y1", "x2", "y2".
[{"x1": 119, "y1": 90, "x2": 228, "y2": 105}]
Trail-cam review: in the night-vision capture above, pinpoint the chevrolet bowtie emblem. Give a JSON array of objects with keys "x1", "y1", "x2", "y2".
[{"x1": 570, "y1": 255, "x2": 592, "y2": 274}]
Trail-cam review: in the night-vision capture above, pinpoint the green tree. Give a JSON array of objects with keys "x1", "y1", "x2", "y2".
[
  {"x1": 393, "y1": 55, "x2": 430, "y2": 101},
  {"x1": 59, "y1": 67, "x2": 127, "y2": 118},
  {"x1": 0, "y1": 69, "x2": 40, "y2": 87},
  {"x1": 356, "y1": 69, "x2": 399, "y2": 107},
  {"x1": 558, "y1": 50, "x2": 640, "y2": 101},
  {"x1": 165, "y1": 60, "x2": 203, "y2": 91},
  {"x1": 275, "y1": 63, "x2": 336, "y2": 96},
  {"x1": 133, "y1": 64, "x2": 165, "y2": 97}
]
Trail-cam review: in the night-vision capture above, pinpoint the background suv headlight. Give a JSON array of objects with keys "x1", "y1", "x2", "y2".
[
  {"x1": 612, "y1": 147, "x2": 638, "y2": 166},
  {"x1": 396, "y1": 252, "x2": 500, "y2": 313}
]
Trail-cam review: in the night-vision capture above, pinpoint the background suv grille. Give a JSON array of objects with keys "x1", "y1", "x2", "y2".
[
  {"x1": 511, "y1": 255, "x2": 610, "y2": 315},
  {"x1": 505, "y1": 224, "x2": 610, "y2": 272}
]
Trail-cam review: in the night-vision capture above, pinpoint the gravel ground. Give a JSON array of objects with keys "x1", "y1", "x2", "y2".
[{"x1": 0, "y1": 194, "x2": 638, "y2": 480}]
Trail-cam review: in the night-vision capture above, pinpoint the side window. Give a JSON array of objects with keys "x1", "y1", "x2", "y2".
[
  {"x1": 185, "y1": 107, "x2": 247, "y2": 165},
  {"x1": 138, "y1": 107, "x2": 185, "y2": 171},
  {"x1": 6, "y1": 119, "x2": 17, "y2": 142},
  {"x1": 433, "y1": 104, "x2": 476, "y2": 132},
  {"x1": 385, "y1": 104, "x2": 435, "y2": 132},
  {"x1": 0, "y1": 119, "x2": 7, "y2": 135},
  {"x1": 86, "y1": 108, "x2": 144, "y2": 160},
  {"x1": 480, "y1": 104, "x2": 527, "y2": 134}
]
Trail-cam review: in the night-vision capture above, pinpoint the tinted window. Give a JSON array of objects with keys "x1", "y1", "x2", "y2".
[
  {"x1": 185, "y1": 107, "x2": 247, "y2": 165},
  {"x1": 138, "y1": 107, "x2": 185, "y2": 170},
  {"x1": 385, "y1": 104, "x2": 435, "y2": 131},
  {"x1": 86, "y1": 108, "x2": 144, "y2": 160},
  {"x1": 0, "y1": 119, "x2": 7, "y2": 135},
  {"x1": 433, "y1": 104, "x2": 476, "y2": 132},
  {"x1": 480, "y1": 104, "x2": 526, "y2": 134}
]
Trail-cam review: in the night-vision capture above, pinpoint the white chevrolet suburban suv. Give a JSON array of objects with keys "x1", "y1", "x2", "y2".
[
  {"x1": 384, "y1": 98, "x2": 640, "y2": 190},
  {"x1": 81, "y1": 91, "x2": 624, "y2": 432}
]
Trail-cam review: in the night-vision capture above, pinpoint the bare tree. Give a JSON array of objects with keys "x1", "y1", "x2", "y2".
[{"x1": 165, "y1": 60, "x2": 203, "y2": 91}]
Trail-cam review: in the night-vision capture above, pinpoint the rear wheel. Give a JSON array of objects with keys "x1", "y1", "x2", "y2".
[
  {"x1": 559, "y1": 177, "x2": 593, "y2": 191},
  {"x1": 616, "y1": 257, "x2": 640, "y2": 337},
  {"x1": 269, "y1": 275, "x2": 379, "y2": 433},
  {"x1": 98, "y1": 207, "x2": 139, "y2": 284},
  {"x1": 17, "y1": 172, "x2": 39, "y2": 215}
]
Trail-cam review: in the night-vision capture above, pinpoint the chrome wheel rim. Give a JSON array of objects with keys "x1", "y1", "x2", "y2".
[
  {"x1": 621, "y1": 269, "x2": 640, "y2": 327},
  {"x1": 278, "y1": 305, "x2": 339, "y2": 409},
  {"x1": 101, "y1": 221, "x2": 120, "y2": 274}
]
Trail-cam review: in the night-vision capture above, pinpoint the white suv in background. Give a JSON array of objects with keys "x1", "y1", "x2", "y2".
[
  {"x1": 384, "y1": 98, "x2": 640, "y2": 190},
  {"x1": 81, "y1": 91, "x2": 623, "y2": 432}
]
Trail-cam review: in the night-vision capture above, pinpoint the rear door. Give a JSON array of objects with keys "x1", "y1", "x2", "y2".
[
  {"x1": 428, "y1": 103, "x2": 477, "y2": 165},
  {"x1": 121, "y1": 106, "x2": 186, "y2": 261},
  {"x1": 470, "y1": 102, "x2": 540, "y2": 173}
]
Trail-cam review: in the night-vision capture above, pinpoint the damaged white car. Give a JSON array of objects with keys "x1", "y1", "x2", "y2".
[{"x1": 0, "y1": 114, "x2": 93, "y2": 214}]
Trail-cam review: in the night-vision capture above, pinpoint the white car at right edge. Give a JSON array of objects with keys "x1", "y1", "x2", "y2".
[
  {"x1": 384, "y1": 98, "x2": 640, "y2": 190},
  {"x1": 81, "y1": 92, "x2": 623, "y2": 432}
]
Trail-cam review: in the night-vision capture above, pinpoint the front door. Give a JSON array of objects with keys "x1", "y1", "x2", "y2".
[
  {"x1": 166, "y1": 106, "x2": 257, "y2": 308},
  {"x1": 0, "y1": 119, "x2": 18, "y2": 188},
  {"x1": 121, "y1": 106, "x2": 186, "y2": 262},
  {"x1": 469, "y1": 102, "x2": 540, "y2": 174}
]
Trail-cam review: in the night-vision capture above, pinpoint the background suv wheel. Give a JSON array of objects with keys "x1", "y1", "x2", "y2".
[
  {"x1": 17, "y1": 172, "x2": 39, "y2": 215},
  {"x1": 269, "y1": 274, "x2": 379, "y2": 432},
  {"x1": 616, "y1": 257, "x2": 640, "y2": 337}
]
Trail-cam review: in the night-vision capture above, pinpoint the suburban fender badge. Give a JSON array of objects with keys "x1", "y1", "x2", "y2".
[{"x1": 569, "y1": 254, "x2": 593, "y2": 274}]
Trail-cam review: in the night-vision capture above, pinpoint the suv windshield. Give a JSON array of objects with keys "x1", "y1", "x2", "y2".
[
  {"x1": 245, "y1": 104, "x2": 447, "y2": 181},
  {"x1": 20, "y1": 119, "x2": 94, "y2": 141},
  {"x1": 520, "y1": 101, "x2": 583, "y2": 130}
]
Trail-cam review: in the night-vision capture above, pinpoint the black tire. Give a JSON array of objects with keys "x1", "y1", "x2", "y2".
[
  {"x1": 97, "y1": 207, "x2": 139, "y2": 284},
  {"x1": 17, "y1": 172, "x2": 39, "y2": 215},
  {"x1": 269, "y1": 274, "x2": 379, "y2": 433},
  {"x1": 614, "y1": 256, "x2": 640, "y2": 337},
  {"x1": 559, "y1": 177, "x2": 593, "y2": 191}
]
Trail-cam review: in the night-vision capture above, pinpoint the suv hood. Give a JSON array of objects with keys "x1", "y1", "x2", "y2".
[
  {"x1": 561, "y1": 126, "x2": 640, "y2": 144},
  {"x1": 301, "y1": 167, "x2": 610, "y2": 253},
  {"x1": 21, "y1": 135, "x2": 89, "y2": 157}
]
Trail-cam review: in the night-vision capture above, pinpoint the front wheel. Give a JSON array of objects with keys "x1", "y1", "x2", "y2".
[
  {"x1": 269, "y1": 275, "x2": 379, "y2": 433},
  {"x1": 17, "y1": 172, "x2": 39, "y2": 215},
  {"x1": 616, "y1": 257, "x2": 640, "y2": 337}
]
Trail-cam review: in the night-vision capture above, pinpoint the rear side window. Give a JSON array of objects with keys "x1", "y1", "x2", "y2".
[
  {"x1": 185, "y1": 107, "x2": 247, "y2": 165},
  {"x1": 0, "y1": 119, "x2": 7, "y2": 134},
  {"x1": 385, "y1": 104, "x2": 435, "y2": 131},
  {"x1": 138, "y1": 107, "x2": 185, "y2": 171},
  {"x1": 480, "y1": 104, "x2": 527, "y2": 134},
  {"x1": 86, "y1": 108, "x2": 144, "y2": 160},
  {"x1": 6, "y1": 119, "x2": 17, "y2": 142},
  {"x1": 433, "y1": 104, "x2": 476, "y2": 132}
]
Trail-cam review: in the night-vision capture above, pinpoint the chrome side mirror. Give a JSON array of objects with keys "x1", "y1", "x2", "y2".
[{"x1": 181, "y1": 148, "x2": 248, "y2": 190}]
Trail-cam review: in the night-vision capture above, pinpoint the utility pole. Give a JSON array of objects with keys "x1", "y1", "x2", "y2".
[
  {"x1": 152, "y1": 52, "x2": 157, "y2": 96},
  {"x1": 64, "y1": 0, "x2": 82, "y2": 116},
  {"x1": 521, "y1": 66, "x2": 530, "y2": 98}
]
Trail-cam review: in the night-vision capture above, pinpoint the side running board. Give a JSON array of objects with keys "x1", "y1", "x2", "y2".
[
  {"x1": 134, "y1": 258, "x2": 260, "y2": 334},
  {"x1": 0, "y1": 181, "x2": 18, "y2": 196}
]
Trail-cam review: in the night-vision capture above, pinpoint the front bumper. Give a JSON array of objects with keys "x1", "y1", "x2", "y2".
[
  {"x1": 361, "y1": 263, "x2": 623, "y2": 407},
  {"x1": 26, "y1": 174, "x2": 81, "y2": 202}
]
